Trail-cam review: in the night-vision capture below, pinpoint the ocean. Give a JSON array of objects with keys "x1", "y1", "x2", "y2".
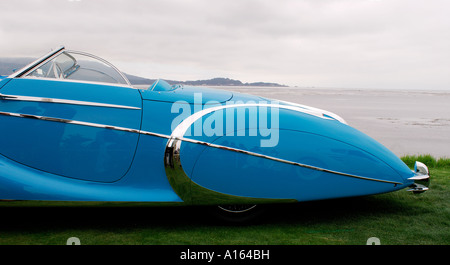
[{"x1": 216, "y1": 86, "x2": 450, "y2": 158}]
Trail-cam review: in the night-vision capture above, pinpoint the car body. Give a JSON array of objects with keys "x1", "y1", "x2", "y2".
[{"x1": 0, "y1": 47, "x2": 429, "y2": 213}]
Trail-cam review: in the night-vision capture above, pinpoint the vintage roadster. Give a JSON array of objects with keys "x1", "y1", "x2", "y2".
[{"x1": 0, "y1": 47, "x2": 429, "y2": 219}]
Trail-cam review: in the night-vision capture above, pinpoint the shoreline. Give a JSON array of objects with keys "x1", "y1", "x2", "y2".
[
  {"x1": 136, "y1": 84, "x2": 450, "y2": 158},
  {"x1": 219, "y1": 86, "x2": 450, "y2": 158}
]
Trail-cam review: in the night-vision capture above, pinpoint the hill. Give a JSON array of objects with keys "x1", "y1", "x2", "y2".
[{"x1": 0, "y1": 58, "x2": 286, "y2": 87}]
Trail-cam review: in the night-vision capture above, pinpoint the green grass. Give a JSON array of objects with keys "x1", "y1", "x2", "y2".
[
  {"x1": 401, "y1": 154, "x2": 450, "y2": 169},
  {"x1": 0, "y1": 156, "x2": 448, "y2": 245}
]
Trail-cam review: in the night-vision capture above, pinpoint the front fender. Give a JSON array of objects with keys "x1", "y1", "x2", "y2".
[{"x1": 167, "y1": 102, "x2": 413, "y2": 204}]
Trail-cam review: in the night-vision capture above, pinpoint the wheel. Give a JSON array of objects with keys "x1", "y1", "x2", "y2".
[{"x1": 211, "y1": 204, "x2": 265, "y2": 223}]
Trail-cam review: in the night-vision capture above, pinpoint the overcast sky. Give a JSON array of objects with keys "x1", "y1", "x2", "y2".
[{"x1": 1, "y1": 0, "x2": 449, "y2": 89}]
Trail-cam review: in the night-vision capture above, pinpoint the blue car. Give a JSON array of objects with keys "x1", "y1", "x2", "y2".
[{"x1": 0, "y1": 47, "x2": 429, "y2": 219}]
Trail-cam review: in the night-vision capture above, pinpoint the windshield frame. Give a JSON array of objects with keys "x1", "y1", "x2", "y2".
[{"x1": 8, "y1": 46, "x2": 65, "y2": 79}]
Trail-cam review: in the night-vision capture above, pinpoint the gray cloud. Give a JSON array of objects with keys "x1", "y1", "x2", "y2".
[{"x1": 1, "y1": 0, "x2": 449, "y2": 89}]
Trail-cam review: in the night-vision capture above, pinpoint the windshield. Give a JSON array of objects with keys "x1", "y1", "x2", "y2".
[{"x1": 27, "y1": 51, "x2": 129, "y2": 85}]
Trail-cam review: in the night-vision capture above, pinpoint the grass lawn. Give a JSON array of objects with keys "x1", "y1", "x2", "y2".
[{"x1": 0, "y1": 155, "x2": 448, "y2": 245}]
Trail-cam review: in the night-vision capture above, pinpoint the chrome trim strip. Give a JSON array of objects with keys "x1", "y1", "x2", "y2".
[
  {"x1": 278, "y1": 100, "x2": 348, "y2": 125},
  {"x1": 139, "y1": 130, "x2": 171, "y2": 139},
  {"x1": 408, "y1": 175, "x2": 430, "y2": 181},
  {"x1": 0, "y1": 111, "x2": 169, "y2": 139},
  {"x1": 21, "y1": 76, "x2": 134, "y2": 89},
  {"x1": 20, "y1": 48, "x2": 66, "y2": 78},
  {"x1": 177, "y1": 136, "x2": 403, "y2": 185},
  {"x1": 0, "y1": 93, "x2": 141, "y2": 110}
]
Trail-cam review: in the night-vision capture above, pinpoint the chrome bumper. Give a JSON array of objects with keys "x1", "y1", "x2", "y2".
[{"x1": 407, "y1": 161, "x2": 430, "y2": 194}]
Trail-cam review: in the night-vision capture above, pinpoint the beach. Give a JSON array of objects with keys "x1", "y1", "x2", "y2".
[{"x1": 216, "y1": 86, "x2": 450, "y2": 158}]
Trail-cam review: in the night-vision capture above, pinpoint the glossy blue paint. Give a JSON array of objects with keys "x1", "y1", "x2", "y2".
[
  {"x1": 272, "y1": 106, "x2": 415, "y2": 181},
  {"x1": 0, "y1": 78, "x2": 142, "y2": 182},
  {"x1": 0, "y1": 48, "x2": 425, "y2": 206},
  {"x1": 178, "y1": 105, "x2": 414, "y2": 202},
  {"x1": 0, "y1": 76, "x2": 10, "y2": 88},
  {"x1": 0, "y1": 145, "x2": 181, "y2": 202},
  {"x1": 188, "y1": 130, "x2": 409, "y2": 201}
]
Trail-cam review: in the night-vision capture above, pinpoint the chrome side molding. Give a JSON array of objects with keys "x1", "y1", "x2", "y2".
[
  {"x1": 0, "y1": 111, "x2": 167, "y2": 139},
  {"x1": 0, "y1": 93, "x2": 141, "y2": 110},
  {"x1": 407, "y1": 161, "x2": 430, "y2": 193}
]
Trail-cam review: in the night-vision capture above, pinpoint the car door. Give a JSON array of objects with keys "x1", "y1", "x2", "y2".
[{"x1": 0, "y1": 50, "x2": 142, "y2": 182}]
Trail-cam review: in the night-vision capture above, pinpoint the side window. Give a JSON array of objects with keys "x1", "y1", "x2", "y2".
[{"x1": 27, "y1": 51, "x2": 128, "y2": 85}]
